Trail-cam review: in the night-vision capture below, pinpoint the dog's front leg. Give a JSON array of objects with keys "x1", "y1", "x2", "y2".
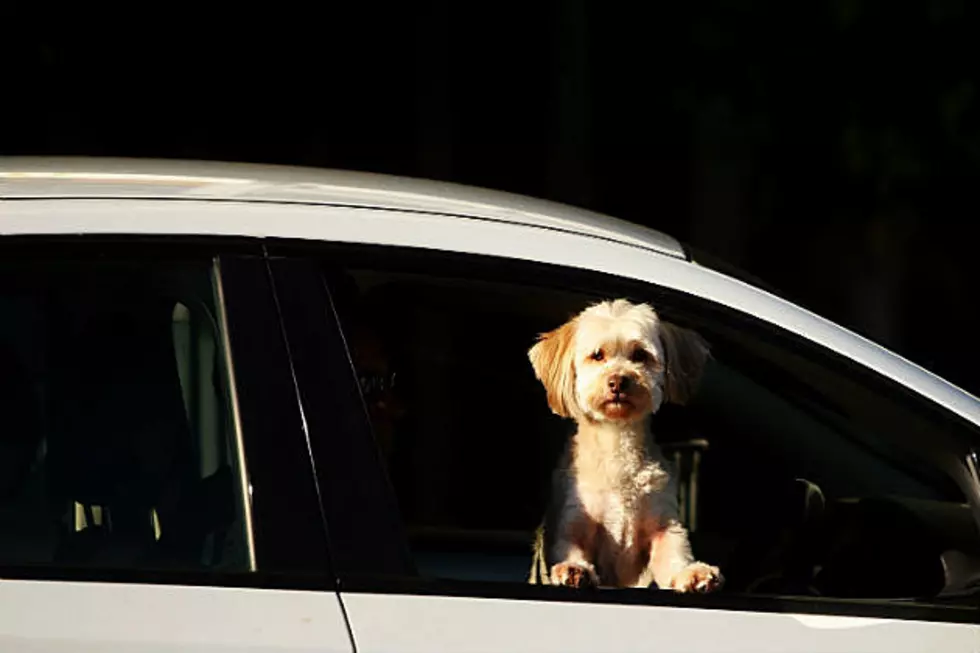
[
  {"x1": 549, "y1": 515, "x2": 600, "y2": 589},
  {"x1": 647, "y1": 520, "x2": 723, "y2": 593}
]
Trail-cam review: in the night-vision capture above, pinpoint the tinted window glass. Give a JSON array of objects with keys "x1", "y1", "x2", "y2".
[{"x1": 0, "y1": 257, "x2": 249, "y2": 572}]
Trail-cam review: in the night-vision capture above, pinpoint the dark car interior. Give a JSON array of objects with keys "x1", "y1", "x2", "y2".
[
  {"x1": 0, "y1": 261, "x2": 246, "y2": 574},
  {"x1": 334, "y1": 265, "x2": 980, "y2": 604}
]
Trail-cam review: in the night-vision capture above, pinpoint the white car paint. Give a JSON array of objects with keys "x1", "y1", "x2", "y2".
[
  {"x1": 0, "y1": 580, "x2": 352, "y2": 653},
  {"x1": 342, "y1": 593, "x2": 978, "y2": 653},
  {"x1": 1, "y1": 159, "x2": 978, "y2": 651},
  {"x1": 3, "y1": 197, "x2": 979, "y2": 435},
  {"x1": 0, "y1": 158, "x2": 685, "y2": 258}
]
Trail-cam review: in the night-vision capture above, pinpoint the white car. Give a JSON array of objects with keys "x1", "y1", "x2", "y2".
[{"x1": 0, "y1": 157, "x2": 977, "y2": 652}]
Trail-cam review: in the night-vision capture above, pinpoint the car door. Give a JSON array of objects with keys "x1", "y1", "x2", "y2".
[
  {"x1": 267, "y1": 209, "x2": 980, "y2": 653},
  {"x1": 0, "y1": 227, "x2": 353, "y2": 653}
]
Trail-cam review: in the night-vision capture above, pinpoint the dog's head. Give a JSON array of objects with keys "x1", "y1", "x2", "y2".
[{"x1": 528, "y1": 299, "x2": 710, "y2": 424}]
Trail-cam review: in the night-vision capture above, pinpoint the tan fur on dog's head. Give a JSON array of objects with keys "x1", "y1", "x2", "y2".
[
  {"x1": 659, "y1": 320, "x2": 711, "y2": 406},
  {"x1": 528, "y1": 317, "x2": 580, "y2": 418},
  {"x1": 529, "y1": 299, "x2": 710, "y2": 422}
]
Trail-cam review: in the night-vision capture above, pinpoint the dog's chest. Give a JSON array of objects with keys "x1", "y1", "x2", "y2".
[{"x1": 575, "y1": 456, "x2": 668, "y2": 546}]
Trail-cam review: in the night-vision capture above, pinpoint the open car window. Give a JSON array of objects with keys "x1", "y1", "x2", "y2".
[{"x1": 313, "y1": 246, "x2": 980, "y2": 610}]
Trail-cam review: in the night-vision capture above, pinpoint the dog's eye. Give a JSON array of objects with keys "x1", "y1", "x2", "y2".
[
  {"x1": 590, "y1": 349, "x2": 605, "y2": 362},
  {"x1": 630, "y1": 348, "x2": 650, "y2": 364}
]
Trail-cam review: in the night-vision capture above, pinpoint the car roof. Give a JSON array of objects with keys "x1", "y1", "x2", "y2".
[
  {"x1": 0, "y1": 157, "x2": 686, "y2": 259},
  {"x1": 2, "y1": 157, "x2": 980, "y2": 433}
]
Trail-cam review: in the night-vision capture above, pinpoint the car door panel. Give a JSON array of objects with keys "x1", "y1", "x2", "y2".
[
  {"x1": 267, "y1": 237, "x2": 980, "y2": 652},
  {"x1": 0, "y1": 238, "x2": 352, "y2": 653},
  {"x1": 0, "y1": 581, "x2": 349, "y2": 653},
  {"x1": 341, "y1": 593, "x2": 978, "y2": 653}
]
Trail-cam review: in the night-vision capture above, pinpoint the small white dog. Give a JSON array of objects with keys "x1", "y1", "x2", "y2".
[{"x1": 528, "y1": 299, "x2": 722, "y2": 592}]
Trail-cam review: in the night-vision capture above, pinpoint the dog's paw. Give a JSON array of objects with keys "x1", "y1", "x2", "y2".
[
  {"x1": 670, "y1": 562, "x2": 723, "y2": 593},
  {"x1": 550, "y1": 561, "x2": 599, "y2": 589}
]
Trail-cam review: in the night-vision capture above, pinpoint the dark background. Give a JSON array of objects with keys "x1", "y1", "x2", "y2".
[{"x1": 3, "y1": 0, "x2": 979, "y2": 396}]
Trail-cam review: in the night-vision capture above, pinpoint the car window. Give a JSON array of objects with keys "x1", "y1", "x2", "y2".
[
  {"x1": 0, "y1": 255, "x2": 250, "y2": 573},
  {"x1": 320, "y1": 249, "x2": 980, "y2": 608}
]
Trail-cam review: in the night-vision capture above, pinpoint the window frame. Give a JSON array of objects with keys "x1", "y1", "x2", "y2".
[
  {"x1": 267, "y1": 255, "x2": 416, "y2": 581},
  {"x1": 268, "y1": 238, "x2": 980, "y2": 624},
  {"x1": 0, "y1": 235, "x2": 335, "y2": 591}
]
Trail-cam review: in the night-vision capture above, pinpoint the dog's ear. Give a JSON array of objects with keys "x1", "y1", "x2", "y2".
[
  {"x1": 660, "y1": 321, "x2": 710, "y2": 406},
  {"x1": 528, "y1": 318, "x2": 578, "y2": 418}
]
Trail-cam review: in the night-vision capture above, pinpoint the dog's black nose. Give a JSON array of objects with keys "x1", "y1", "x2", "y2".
[{"x1": 608, "y1": 375, "x2": 631, "y2": 393}]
